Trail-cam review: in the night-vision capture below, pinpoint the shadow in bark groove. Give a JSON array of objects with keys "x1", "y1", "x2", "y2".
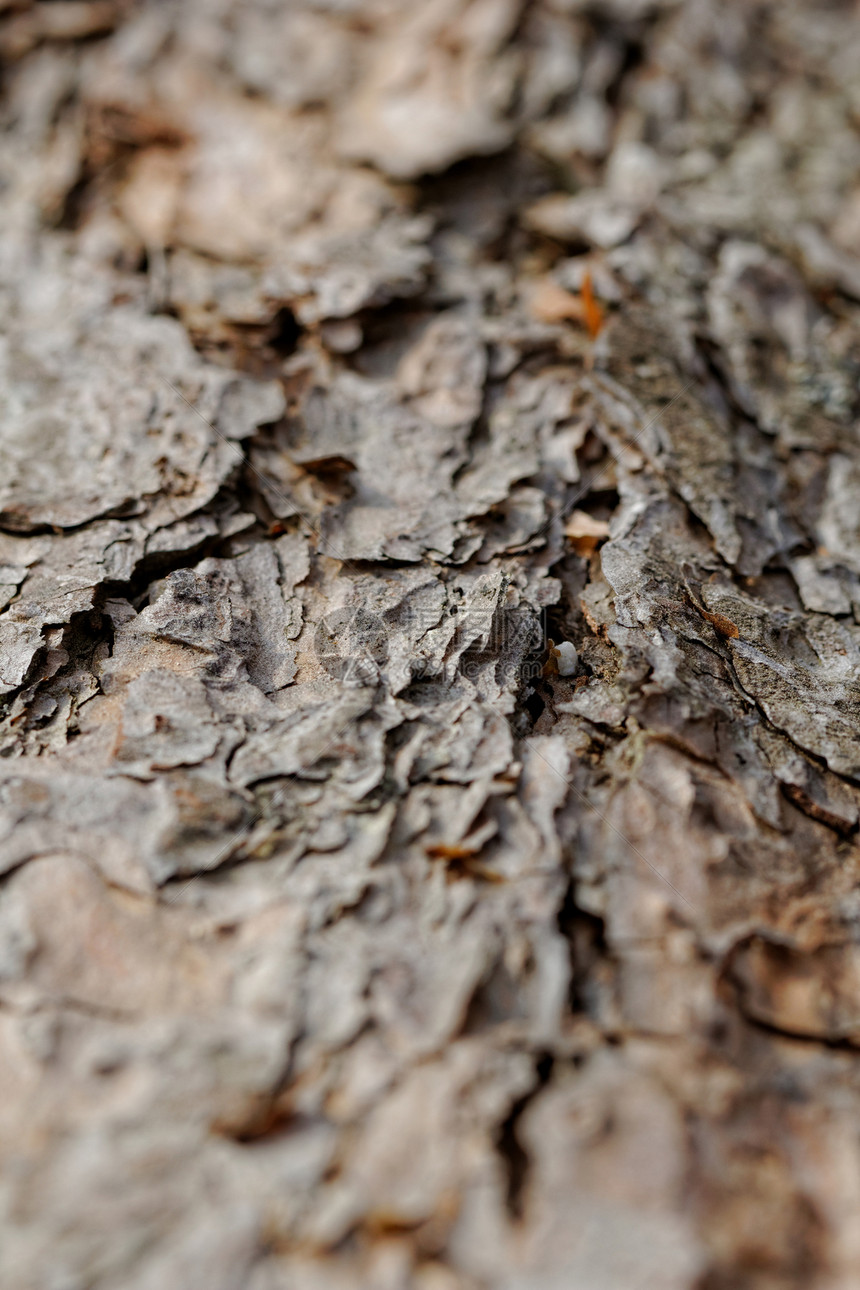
[{"x1": 495, "y1": 1051, "x2": 555, "y2": 1220}]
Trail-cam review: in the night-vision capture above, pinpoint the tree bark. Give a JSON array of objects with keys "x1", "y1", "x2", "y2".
[{"x1": 1, "y1": 2, "x2": 860, "y2": 1287}]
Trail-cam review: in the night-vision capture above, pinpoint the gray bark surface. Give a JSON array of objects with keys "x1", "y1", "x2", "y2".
[{"x1": 1, "y1": 2, "x2": 860, "y2": 1287}]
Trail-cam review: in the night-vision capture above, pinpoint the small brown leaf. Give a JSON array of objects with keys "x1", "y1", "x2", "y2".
[
  {"x1": 699, "y1": 607, "x2": 740, "y2": 639},
  {"x1": 582, "y1": 269, "x2": 605, "y2": 339}
]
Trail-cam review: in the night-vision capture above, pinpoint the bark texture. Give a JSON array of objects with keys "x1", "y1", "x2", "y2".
[{"x1": 2, "y1": 2, "x2": 860, "y2": 1287}]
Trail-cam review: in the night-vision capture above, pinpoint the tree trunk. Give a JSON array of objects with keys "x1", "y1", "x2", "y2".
[{"x1": 1, "y1": 2, "x2": 860, "y2": 1287}]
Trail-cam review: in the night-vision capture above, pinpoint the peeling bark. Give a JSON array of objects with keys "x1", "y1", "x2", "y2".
[{"x1": 2, "y1": 2, "x2": 860, "y2": 1288}]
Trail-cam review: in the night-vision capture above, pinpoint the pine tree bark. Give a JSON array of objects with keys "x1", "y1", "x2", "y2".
[{"x1": 2, "y1": 3, "x2": 860, "y2": 1288}]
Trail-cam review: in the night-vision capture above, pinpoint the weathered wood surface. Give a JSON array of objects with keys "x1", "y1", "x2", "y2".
[{"x1": 2, "y1": 2, "x2": 860, "y2": 1287}]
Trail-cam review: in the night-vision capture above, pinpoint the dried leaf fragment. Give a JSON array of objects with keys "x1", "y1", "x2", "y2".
[
  {"x1": 563, "y1": 509, "x2": 610, "y2": 555},
  {"x1": 581, "y1": 269, "x2": 604, "y2": 339},
  {"x1": 698, "y1": 606, "x2": 740, "y2": 639},
  {"x1": 528, "y1": 271, "x2": 605, "y2": 339}
]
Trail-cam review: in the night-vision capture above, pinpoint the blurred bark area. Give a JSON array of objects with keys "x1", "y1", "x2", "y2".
[{"x1": 2, "y1": 2, "x2": 860, "y2": 1287}]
